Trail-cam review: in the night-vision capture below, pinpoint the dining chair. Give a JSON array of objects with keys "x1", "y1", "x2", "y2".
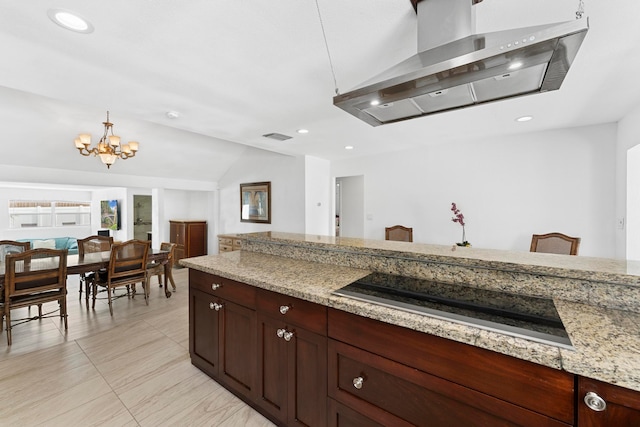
[
  {"x1": 77, "y1": 235, "x2": 113, "y2": 306},
  {"x1": 92, "y1": 239, "x2": 150, "y2": 316},
  {"x1": 146, "y1": 242, "x2": 176, "y2": 292},
  {"x1": 0, "y1": 240, "x2": 32, "y2": 331},
  {"x1": 385, "y1": 225, "x2": 413, "y2": 242},
  {"x1": 3, "y1": 248, "x2": 68, "y2": 345},
  {"x1": 530, "y1": 232, "x2": 581, "y2": 255}
]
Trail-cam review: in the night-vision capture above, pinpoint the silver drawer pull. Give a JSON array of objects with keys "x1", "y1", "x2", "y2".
[
  {"x1": 277, "y1": 328, "x2": 286, "y2": 338},
  {"x1": 352, "y1": 376, "x2": 364, "y2": 390},
  {"x1": 283, "y1": 331, "x2": 294, "y2": 342},
  {"x1": 211, "y1": 283, "x2": 221, "y2": 290},
  {"x1": 584, "y1": 392, "x2": 607, "y2": 412},
  {"x1": 279, "y1": 305, "x2": 291, "y2": 315},
  {"x1": 209, "y1": 302, "x2": 223, "y2": 311}
]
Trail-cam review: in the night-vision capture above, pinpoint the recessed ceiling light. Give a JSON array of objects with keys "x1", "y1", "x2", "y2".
[
  {"x1": 516, "y1": 115, "x2": 533, "y2": 122},
  {"x1": 508, "y1": 62, "x2": 523, "y2": 70},
  {"x1": 297, "y1": 129, "x2": 309, "y2": 134},
  {"x1": 370, "y1": 100, "x2": 380, "y2": 106},
  {"x1": 344, "y1": 145, "x2": 354, "y2": 150},
  {"x1": 166, "y1": 111, "x2": 180, "y2": 119},
  {"x1": 48, "y1": 9, "x2": 94, "y2": 34}
]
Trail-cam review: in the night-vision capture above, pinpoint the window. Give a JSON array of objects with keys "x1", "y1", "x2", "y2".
[{"x1": 9, "y1": 200, "x2": 91, "y2": 229}]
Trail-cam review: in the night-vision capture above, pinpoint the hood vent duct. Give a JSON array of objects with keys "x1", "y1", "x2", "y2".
[{"x1": 333, "y1": 0, "x2": 589, "y2": 126}]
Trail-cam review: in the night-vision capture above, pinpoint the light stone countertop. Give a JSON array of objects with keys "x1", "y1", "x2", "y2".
[{"x1": 182, "y1": 250, "x2": 640, "y2": 393}]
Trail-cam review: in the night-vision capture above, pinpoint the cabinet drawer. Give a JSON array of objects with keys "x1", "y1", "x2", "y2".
[
  {"x1": 190, "y1": 269, "x2": 256, "y2": 308},
  {"x1": 218, "y1": 237, "x2": 233, "y2": 246},
  {"x1": 219, "y1": 244, "x2": 233, "y2": 252},
  {"x1": 329, "y1": 339, "x2": 570, "y2": 427},
  {"x1": 257, "y1": 288, "x2": 327, "y2": 335},
  {"x1": 328, "y1": 308, "x2": 574, "y2": 425},
  {"x1": 232, "y1": 239, "x2": 242, "y2": 250}
]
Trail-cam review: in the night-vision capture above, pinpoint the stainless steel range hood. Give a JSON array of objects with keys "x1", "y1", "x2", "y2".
[{"x1": 333, "y1": 0, "x2": 589, "y2": 126}]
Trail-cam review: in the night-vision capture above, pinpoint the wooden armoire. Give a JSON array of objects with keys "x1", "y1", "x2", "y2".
[{"x1": 169, "y1": 220, "x2": 207, "y2": 266}]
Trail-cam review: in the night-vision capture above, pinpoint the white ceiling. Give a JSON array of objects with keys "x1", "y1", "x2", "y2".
[{"x1": 1, "y1": 0, "x2": 639, "y2": 181}]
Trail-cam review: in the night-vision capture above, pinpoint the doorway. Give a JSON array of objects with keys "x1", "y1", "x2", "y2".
[
  {"x1": 133, "y1": 195, "x2": 152, "y2": 241},
  {"x1": 335, "y1": 176, "x2": 364, "y2": 238}
]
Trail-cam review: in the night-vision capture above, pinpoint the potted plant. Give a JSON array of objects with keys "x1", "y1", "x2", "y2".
[{"x1": 451, "y1": 202, "x2": 470, "y2": 247}]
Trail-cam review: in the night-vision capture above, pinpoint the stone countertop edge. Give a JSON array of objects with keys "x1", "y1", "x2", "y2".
[
  {"x1": 237, "y1": 232, "x2": 640, "y2": 286},
  {"x1": 181, "y1": 251, "x2": 640, "y2": 393}
]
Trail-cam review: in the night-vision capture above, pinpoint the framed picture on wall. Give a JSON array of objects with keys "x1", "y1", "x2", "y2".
[{"x1": 240, "y1": 181, "x2": 271, "y2": 224}]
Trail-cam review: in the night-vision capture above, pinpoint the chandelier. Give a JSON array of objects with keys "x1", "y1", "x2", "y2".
[{"x1": 74, "y1": 111, "x2": 139, "y2": 169}]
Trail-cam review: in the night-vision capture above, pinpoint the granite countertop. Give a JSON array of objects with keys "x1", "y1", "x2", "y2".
[
  {"x1": 237, "y1": 232, "x2": 640, "y2": 286},
  {"x1": 182, "y1": 250, "x2": 640, "y2": 393}
]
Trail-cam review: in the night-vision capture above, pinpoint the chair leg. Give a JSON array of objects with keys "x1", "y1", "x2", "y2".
[
  {"x1": 85, "y1": 279, "x2": 91, "y2": 309},
  {"x1": 107, "y1": 286, "x2": 114, "y2": 316},
  {"x1": 61, "y1": 296, "x2": 68, "y2": 330},
  {"x1": 168, "y1": 270, "x2": 176, "y2": 291},
  {"x1": 92, "y1": 282, "x2": 98, "y2": 309},
  {"x1": 6, "y1": 310, "x2": 11, "y2": 346},
  {"x1": 38, "y1": 304, "x2": 43, "y2": 318}
]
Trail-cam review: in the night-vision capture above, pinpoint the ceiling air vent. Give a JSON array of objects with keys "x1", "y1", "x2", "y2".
[{"x1": 262, "y1": 132, "x2": 292, "y2": 141}]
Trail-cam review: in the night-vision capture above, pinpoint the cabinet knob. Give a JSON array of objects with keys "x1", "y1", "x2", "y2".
[
  {"x1": 283, "y1": 331, "x2": 294, "y2": 342},
  {"x1": 279, "y1": 305, "x2": 291, "y2": 315},
  {"x1": 352, "y1": 376, "x2": 364, "y2": 390},
  {"x1": 209, "y1": 302, "x2": 223, "y2": 311},
  {"x1": 584, "y1": 392, "x2": 607, "y2": 412},
  {"x1": 211, "y1": 283, "x2": 221, "y2": 290},
  {"x1": 276, "y1": 328, "x2": 286, "y2": 338}
]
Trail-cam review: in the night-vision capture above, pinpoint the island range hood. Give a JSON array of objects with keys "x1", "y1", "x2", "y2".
[{"x1": 333, "y1": 0, "x2": 589, "y2": 126}]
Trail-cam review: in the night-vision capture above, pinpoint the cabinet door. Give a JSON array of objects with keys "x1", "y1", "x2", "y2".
[
  {"x1": 219, "y1": 299, "x2": 257, "y2": 399},
  {"x1": 257, "y1": 313, "x2": 289, "y2": 423},
  {"x1": 257, "y1": 314, "x2": 328, "y2": 427},
  {"x1": 189, "y1": 288, "x2": 220, "y2": 378},
  {"x1": 170, "y1": 221, "x2": 186, "y2": 246},
  {"x1": 287, "y1": 326, "x2": 327, "y2": 427},
  {"x1": 185, "y1": 222, "x2": 207, "y2": 258},
  {"x1": 578, "y1": 377, "x2": 640, "y2": 426}
]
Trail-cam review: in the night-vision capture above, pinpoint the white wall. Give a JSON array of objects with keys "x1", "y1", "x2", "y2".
[
  {"x1": 218, "y1": 148, "x2": 306, "y2": 239},
  {"x1": 305, "y1": 156, "x2": 332, "y2": 236},
  {"x1": 332, "y1": 124, "x2": 617, "y2": 258}
]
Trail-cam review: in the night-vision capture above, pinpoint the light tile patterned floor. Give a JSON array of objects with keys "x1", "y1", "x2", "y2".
[{"x1": 0, "y1": 268, "x2": 275, "y2": 426}]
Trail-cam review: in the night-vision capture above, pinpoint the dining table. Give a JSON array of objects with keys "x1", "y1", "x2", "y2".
[{"x1": 0, "y1": 248, "x2": 173, "y2": 298}]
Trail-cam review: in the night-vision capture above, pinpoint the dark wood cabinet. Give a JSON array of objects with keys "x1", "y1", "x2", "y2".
[
  {"x1": 188, "y1": 269, "x2": 256, "y2": 400},
  {"x1": 578, "y1": 377, "x2": 640, "y2": 426},
  {"x1": 170, "y1": 220, "x2": 207, "y2": 266},
  {"x1": 256, "y1": 289, "x2": 327, "y2": 427},
  {"x1": 328, "y1": 308, "x2": 575, "y2": 427},
  {"x1": 188, "y1": 269, "x2": 638, "y2": 427}
]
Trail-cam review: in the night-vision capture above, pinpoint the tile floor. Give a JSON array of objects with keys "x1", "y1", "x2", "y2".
[{"x1": 0, "y1": 268, "x2": 276, "y2": 426}]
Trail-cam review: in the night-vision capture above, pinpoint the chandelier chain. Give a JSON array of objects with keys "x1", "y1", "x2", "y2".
[
  {"x1": 576, "y1": 0, "x2": 585, "y2": 19},
  {"x1": 314, "y1": 0, "x2": 340, "y2": 96}
]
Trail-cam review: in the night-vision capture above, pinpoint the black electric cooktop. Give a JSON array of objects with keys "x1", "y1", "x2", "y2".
[{"x1": 332, "y1": 272, "x2": 573, "y2": 349}]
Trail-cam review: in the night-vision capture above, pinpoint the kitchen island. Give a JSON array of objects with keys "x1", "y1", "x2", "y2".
[{"x1": 182, "y1": 232, "x2": 640, "y2": 426}]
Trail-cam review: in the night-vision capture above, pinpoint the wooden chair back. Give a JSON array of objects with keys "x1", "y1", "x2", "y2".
[
  {"x1": 3, "y1": 248, "x2": 68, "y2": 345},
  {"x1": 385, "y1": 225, "x2": 413, "y2": 242},
  {"x1": 159, "y1": 242, "x2": 176, "y2": 264},
  {"x1": 0, "y1": 240, "x2": 31, "y2": 261},
  {"x1": 108, "y1": 239, "x2": 150, "y2": 286},
  {"x1": 78, "y1": 235, "x2": 113, "y2": 257},
  {"x1": 530, "y1": 233, "x2": 581, "y2": 255}
]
